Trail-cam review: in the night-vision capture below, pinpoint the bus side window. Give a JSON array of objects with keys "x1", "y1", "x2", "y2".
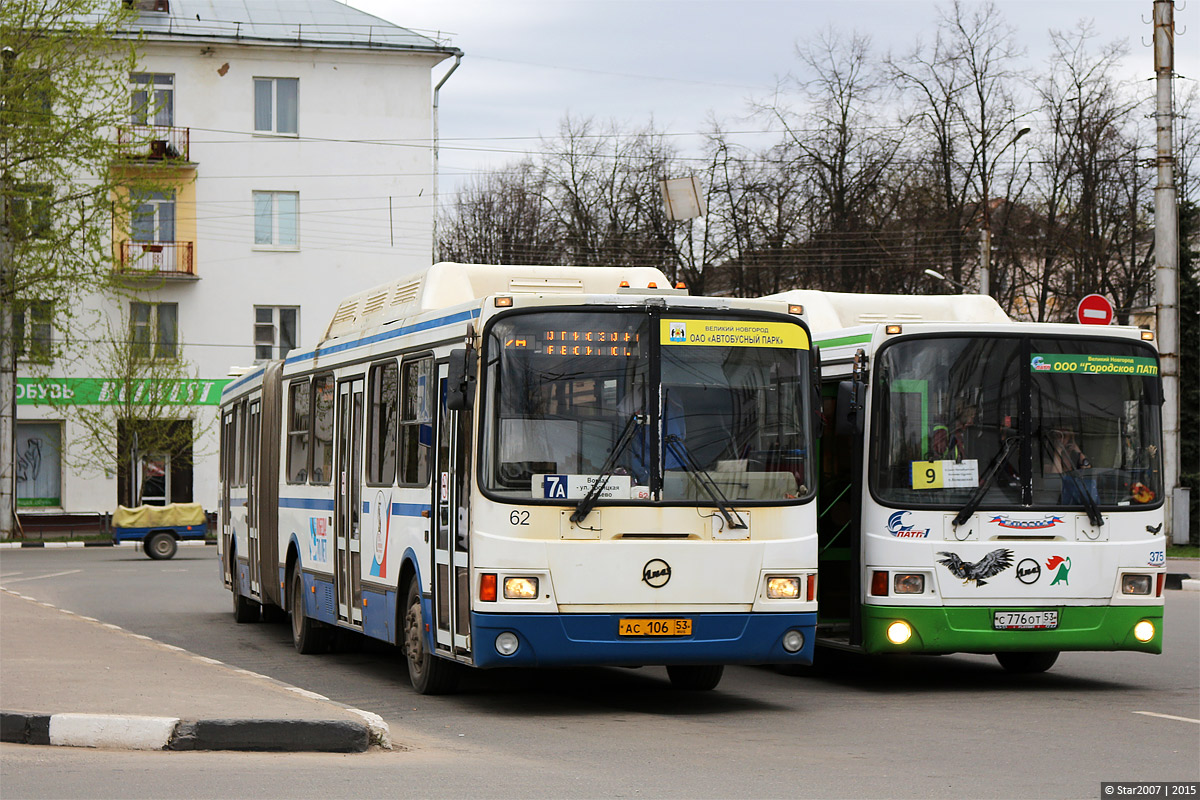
[
  {"x1": 310, "y1": 374, "x2": 335, "y2": 484},
  {"x1": 399, "y1": 356, "x2": 432, "y2": 486},
  {"x1": 287, "y1": 379, "x2": 310, "y2": 483},
  {"x1": 366, "y1": 361, "x2": 398, "y2": 485}
]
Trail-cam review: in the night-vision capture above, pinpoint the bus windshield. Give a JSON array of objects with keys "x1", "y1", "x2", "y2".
[
  {"x1": 872, "y1": 335, "x2": 1162, "y2": 510},
  {"x1": 482, "y1": 309, "x2": 812, "y2": 505}
]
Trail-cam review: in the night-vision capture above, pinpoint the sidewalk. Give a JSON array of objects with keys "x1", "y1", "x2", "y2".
[{"x1": 0, "y1": 590, "x2": 389, "y2": 752}]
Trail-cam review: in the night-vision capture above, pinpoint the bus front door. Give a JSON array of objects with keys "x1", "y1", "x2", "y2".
[
  {"x1": 433, "y1": 363, "x2": 472, "y2": 659},
  {"x1": 334, "y1": 378, "x2": 365, "y2": 628}
]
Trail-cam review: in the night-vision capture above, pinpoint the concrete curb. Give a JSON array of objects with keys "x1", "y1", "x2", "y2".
[
  {"x1": 1180, "y1": 578, "x2": 1200, "y2": 592},
  {"x1": 0, "y1": 711, "x2": 370, "y2": 752},
  {"x1": 0, "y1": 540, "x2": 216, "y2": 549}
]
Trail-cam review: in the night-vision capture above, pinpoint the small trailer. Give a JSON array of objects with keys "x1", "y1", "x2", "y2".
[{"x1": 112, "y1": 503, "x2": 208, "y2": 559}]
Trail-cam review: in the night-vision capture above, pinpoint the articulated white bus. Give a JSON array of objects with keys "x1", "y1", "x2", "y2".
[
  {"x1": 768, "y1": 290, "x2": 1166, "y2": 672},
  {"x1": 220, "y1": 263, "x2": 820, "y2": 693}
]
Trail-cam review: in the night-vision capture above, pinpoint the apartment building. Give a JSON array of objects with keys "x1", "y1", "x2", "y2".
[{"x1": 15, "y1": 0, "x2": 461, "y2": 524}]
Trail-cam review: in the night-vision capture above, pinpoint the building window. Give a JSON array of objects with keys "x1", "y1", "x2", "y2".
[
  {"x1": 16, "y1": 421, "x2": 62, "y2": 508},
  {"x1": 254, "y1": 77, "x2": 297, "y2": 135},
  {"x1": 254, "y1": 306, "x2": 298, "y2": 361},
  {"x1": 253, "y1": 191, "x2": 298, "y2": 248},
  {"x1": 15, "y1": 300, "x2": 53, "y2": 363},
  {"x1": 131, "y1": 302, "x2": 178, "y2": 360},
  {"x1": 132, "y1": 190, "x2": 175, "y2": 243},
  {"x1": 10, "y1": 183, "x2": 52, "y2": 241},
  {"x1": 130, "y1": 72, "x2": 174, "y2": 126},
  {"x1": 399, "y1": 356, "x2": 433, "y2": 486}
]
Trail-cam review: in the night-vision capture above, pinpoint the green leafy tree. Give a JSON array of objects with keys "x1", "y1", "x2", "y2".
[{"x1": 2, "y1": 0, "x2": 184, "y2": 532}]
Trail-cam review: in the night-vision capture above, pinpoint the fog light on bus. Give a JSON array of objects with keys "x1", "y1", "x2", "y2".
[
  {"x1": 495, "y1": 631, "x2": 520, "y2": 656},
  {"x1": 767, "y1": 577, "x2": 801, "y2": 599},
  {"x1": 782, "y1": 629, "x2": 806, "y2": 653},
  {"x1": 1122, "y1": 574, "x2": 1152, "y2": 595},
  {"x1": 893, "y1": 574, "x2": 925, "y2": 594},
  {"x1": 503, "y1": 577, "x2": 539, "y2": 599},
  {"x1": 886, "y1": 621, "x2": 913, "y2": 645},
  {"x1": 1133, "y1": 620, "x2": 1155, "y2": 643}
]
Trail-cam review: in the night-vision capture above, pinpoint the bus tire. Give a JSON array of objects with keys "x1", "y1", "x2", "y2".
[
  {"x1": 290, "y1": 566, "x2": 332, "y2": 654},
  {"x1": 145, "y1": 532, "x2": 177, "y2": 560},
  {"x1": 403, "y1": 579, "x2": 459, "y2": 695},
  {"x1": 666, "y1": 664, "x2": 724, "y2": 691},
  {"x1": 995, "y1": 651, "x2": 1059, "y2": 674},
  {"x1": 232, "y1": 582, "x2": 260, "y2": 623}
]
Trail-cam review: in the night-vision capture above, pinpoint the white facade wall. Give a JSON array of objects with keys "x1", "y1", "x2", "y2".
[{"x1": 17, "y1": 26, "x2": 455, "y2": 520}]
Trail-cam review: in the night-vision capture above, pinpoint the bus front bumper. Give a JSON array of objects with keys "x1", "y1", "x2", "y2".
[
  {"x1": 470, "y1": 611, "x2": 817, "y2": 669},
  {"x1": 859, "y1": 604, "x2": 1163, "y2": 655}
]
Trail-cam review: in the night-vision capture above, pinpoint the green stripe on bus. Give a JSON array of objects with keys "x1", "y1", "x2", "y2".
[
  {"x1": 856, "y1": 604, "x2": 1162, "y2": 654},
  {"x1": 815, "y1": 333, "x2": 873, "y2": 349}
]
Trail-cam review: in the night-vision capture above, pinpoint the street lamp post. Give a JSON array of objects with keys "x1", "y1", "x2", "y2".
[{"x1": 924, "y1": 268, "x2": 969, "y2": 293}]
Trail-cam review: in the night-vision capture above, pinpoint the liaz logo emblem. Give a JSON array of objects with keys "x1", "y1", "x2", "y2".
[
  {"x1": 988, "y1": 515, "x2": 1064, "y2": 530},
  {"x1": 642, "y1": 559, "x2": 671, "y2": 588},
  {"x1": 936, "y1": 549, "x2": 1013, "y2": 587},
  {"x1": 887, "y1": 511, "x2": 930, "y2": 538},
  {"x1": 1016, "y1": 558, "x2": 1041, "y2": 584},
  {"x1": 1046, "y1": 555, "x2": 1071, "y2": 586}
]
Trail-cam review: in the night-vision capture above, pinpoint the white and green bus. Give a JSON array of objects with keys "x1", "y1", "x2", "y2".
[{"x1": 768, "y1": 290, "x2": 1166, "y2": 673}]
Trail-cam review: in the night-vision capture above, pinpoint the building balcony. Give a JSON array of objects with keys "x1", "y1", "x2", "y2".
[
  {"x1": 117, "y1": 125, "x2": 191, "y2": 163},
  {"x1": 118, "y1": 241, "x2": 196, "y2": 280}
]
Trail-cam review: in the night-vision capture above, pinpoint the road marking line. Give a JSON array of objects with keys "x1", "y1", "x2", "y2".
[
  {"x1": 1133, "y1": 711, "x2": 1200, "y2": 724},
  {"x1": 0, "y1": 569, "x2": 82, "y2": 583}
]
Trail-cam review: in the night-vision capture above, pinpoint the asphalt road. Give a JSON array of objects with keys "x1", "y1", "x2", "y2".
[{"x1": 2, "y1": 547, "x2": 1197, "y2": 800}]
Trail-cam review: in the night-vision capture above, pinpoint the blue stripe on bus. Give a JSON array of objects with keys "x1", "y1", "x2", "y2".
[
  {"x1": 284, "y1": 308, "x2": 481, "y2": 367},
  {"x1": 359, "y1": 501, "x2": 430, "y2": 516},
  {"x1": 280, "y1": 497, "x2": 336, "y2": 511},
  {"x1": 223, "y1": 366, "x2": 266, "y2": 396},
  {"x1": 469, "y1": 611, "x2": 817, "y2": 668}
]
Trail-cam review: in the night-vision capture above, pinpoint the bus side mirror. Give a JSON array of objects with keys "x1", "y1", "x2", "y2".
[
  {"x1": 835, "y1": 380, "x2": 862, "y2": 436},
  {"x1": 446, "y1": 349, "x2": 475, "y2": 411}
]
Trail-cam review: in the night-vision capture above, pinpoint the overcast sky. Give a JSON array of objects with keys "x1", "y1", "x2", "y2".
[{"x1": 346, "y1": 0, "x2": 1198, "y2": 196}]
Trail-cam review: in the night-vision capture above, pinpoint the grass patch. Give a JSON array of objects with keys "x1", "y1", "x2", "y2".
[{"x1": 1167, "y1": 545, "x2": 1199, "y2": 559}]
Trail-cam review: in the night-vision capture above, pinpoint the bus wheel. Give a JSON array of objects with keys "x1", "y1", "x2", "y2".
[
  {"x1": 232, "y1": 582, "x2": 260, "y2": 623},
  {"x1": 995, "y1": 651, "x2": 1059, "y2": 674},
  {"x1": 290, "y1": 567, "x2": 331, "y2": 654},
  {"x1": 145, "y1": 532, "x2": 177, "y2": 560},
  {"x1": 666, "y1": 664, "x2": 724, "y2": 691},
  {"x1": 403, "y1": 579, "x2": 458, "y2": 695}
]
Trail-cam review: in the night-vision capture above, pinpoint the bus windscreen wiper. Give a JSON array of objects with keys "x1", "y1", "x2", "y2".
[
  {"x1": 664, "y1": 434, "x2": 748, "y2": 530},
  {"x1": 569, "y1": 413, "x2": 643, "y2": 526},
  {"x1": 1069, "y1": 473, "x2": 1104, "y2": 528},
  {"x1": 952, "y1": 436, "x2": 1020, "y2": 528}
]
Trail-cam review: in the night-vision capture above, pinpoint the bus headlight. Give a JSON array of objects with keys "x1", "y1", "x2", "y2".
[
  {"x1": 767, "y1": 577, "x2": 801, "y2": 599},
  {"x1": 503, "y1": 577, "x2": 539, "y2": 599},
  {"x1": 886, "y1": 621, "x2": 913, "y2": 645},
  {"x1": 782, "y1": 629, "x2": 805, "y2": 653},
  {"x1": 1122, "y1": 574, "x2": 1152, "y2": 595},
  {"x1": 1133, "y1": 620, "x2": 1155, "y2": 642},
  {"x1": 893, "y1": 574, "x2": 925, "y2": 594},
  {"x1": 495, "y1": 631, "x2": 520, "y2": 655}
]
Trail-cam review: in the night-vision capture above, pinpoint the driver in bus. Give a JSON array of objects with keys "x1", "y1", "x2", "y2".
[
  {"x1": 930, "y1": 402, "x2": 977, "y2": 462},
  {"x1": 1046, "y1": 426, "x2": 1096, "y2": 505}
]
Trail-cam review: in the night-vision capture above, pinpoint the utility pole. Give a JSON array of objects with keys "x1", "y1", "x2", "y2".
[
  {"x1": 1153, "y1": 0, "x2": 1184, "y2": 543},
  {"x1": 1, "y1": 46, "x2": 17, "y2": 539}
]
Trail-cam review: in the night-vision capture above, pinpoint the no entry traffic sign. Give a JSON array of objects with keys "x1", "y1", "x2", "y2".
[{"x1": 1076, "y1": 293, "x2": 1114, "y2": 325}]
